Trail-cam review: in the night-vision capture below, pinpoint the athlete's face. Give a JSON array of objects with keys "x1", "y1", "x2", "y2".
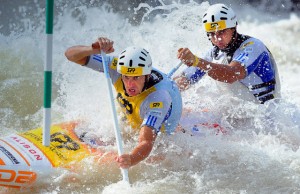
[
  {"x1": 122, "y1": 75, "x2": 146, "y2": 96},
  {"x1": 208, "y1": 28, "x2": 236, "y2": 49}
]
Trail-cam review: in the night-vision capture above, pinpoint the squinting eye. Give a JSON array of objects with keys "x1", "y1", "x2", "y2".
[
  {"x1": 122, "y1": 76, "x2": 129, "y2": 80},
  {"x1": 208, "y1": 30, "x2": 226, "y2": 38}
]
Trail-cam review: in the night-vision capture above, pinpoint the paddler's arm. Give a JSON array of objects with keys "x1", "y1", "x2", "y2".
[
  {"x1": 64, "y1": 37, "x2": 115, "y2": 65},
  {"x1": 115, "y1": 125, "x2": 156, "y2": 169},
  {"x1": 177, "y1": 47, "x2": 246, "y2": 84},
  {"x1": 193, "y1": 58, "x2": 246, "y2": 83}
]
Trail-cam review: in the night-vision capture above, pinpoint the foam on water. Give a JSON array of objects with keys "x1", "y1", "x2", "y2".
[{"x1": 0, "y1": 0, "x2": 300, "y2": 193}]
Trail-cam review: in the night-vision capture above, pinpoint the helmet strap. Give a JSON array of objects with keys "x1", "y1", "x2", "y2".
[
  {"x1": 227, "y1": 28, "x2": 238, "y2": 48},
  {"x1": 141, "y1": 75, "x2": 150, "y2": 92},
  {"x1": 120, "y1": 79, "x2": 128, "y2": 96}
]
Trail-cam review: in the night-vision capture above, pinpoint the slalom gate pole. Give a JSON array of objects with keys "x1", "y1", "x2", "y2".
[{"x1": 43, "y1": 0, "x2": 54, "y2": 146}]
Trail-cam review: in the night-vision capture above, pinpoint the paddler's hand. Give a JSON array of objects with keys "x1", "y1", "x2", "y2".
[
  {"x1": 173, "y1": 75, "x2": 191, "y2": 91},
  {"x1": 115, "y1": 154, "x2": 132, "y2": 169},
  {"x1": 91, "y1": 37, "x2": 115, "y2": 54},
  {"x1": 177, "y1": 47, "x2": 196, "y2": 67}
]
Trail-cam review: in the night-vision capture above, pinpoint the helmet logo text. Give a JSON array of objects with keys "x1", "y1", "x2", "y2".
[
  {"x1": 211, "y1": 23, "x2": 219, "y2": 28},
  {"x1": 127, "y1": 68, "x2": 136, "y2": 73}
]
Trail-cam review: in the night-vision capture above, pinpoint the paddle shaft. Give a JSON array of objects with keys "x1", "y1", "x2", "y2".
[
  {"x1": 167, "y1": 61, "x2": 183, "y2": 78},
  {"x1": 101, "y1": 52, "x2": 129, "y2": 183}
]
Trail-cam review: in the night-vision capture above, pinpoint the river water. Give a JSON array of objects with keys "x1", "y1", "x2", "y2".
[{"x1": 1, "y1": 0, "x2": 300, "y2": 193}]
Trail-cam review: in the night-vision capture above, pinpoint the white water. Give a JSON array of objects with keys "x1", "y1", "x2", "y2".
[{"x1": 1, "y1": 0, "x2": 300, "y2": 193}]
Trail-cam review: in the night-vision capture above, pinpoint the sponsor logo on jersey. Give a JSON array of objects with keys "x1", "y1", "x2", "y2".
[
  {"x1": 235, "y1": 52, "x2": 249, "y2": 63},
  {"x1": 241, "y1": 41, "x2": 254, "y2": 49},
  {"x1": 244, "y1": 47, "x2": 253, "y2": 52},
  {"x1": 150, "y1": 102, "x2": 163, "y2": 108},
  {"x1": 149, "y1": 110, "x2": 162, "y2": 118},
  {"x1": 110, "y1": 57, "x2": 118, "y2": 70}
]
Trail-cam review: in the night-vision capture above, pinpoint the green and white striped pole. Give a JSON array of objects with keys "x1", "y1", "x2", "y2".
[{"x1": 43, "y1": 0, "x2": 54, "y2": 146}]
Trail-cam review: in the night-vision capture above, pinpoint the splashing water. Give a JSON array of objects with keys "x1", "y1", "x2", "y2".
[{"x1": 0, "y1": 0, "x2": 300, "y2": 193}]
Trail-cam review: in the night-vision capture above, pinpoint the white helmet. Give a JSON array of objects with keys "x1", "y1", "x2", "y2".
[
  {"x1": 202, "y1": 4, "x2": 237, "y2": 32},
  {"x1": 117, "y1": 46, "x2": 152, "y2": 76}
]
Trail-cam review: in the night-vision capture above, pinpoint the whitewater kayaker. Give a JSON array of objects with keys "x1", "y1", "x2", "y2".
[
  {"x1": 65, "y1": 37, "x2": 182, "y2": 169},
  {"x1": 175, "y1": 3, "x2": 281, "y2": 104}
]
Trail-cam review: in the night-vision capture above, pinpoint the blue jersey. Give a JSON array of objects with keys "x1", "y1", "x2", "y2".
[{"x1": 183, "y1": 34, "x2": 281, "y2": 104}]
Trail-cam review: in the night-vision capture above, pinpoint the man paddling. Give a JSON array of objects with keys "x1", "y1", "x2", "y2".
[
  {"x1": 65, "y1": 37, "x2": 182, "y2": 169},
  {"x1": 175, "y1": 3, "x2": 281, "y2": 104}
]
